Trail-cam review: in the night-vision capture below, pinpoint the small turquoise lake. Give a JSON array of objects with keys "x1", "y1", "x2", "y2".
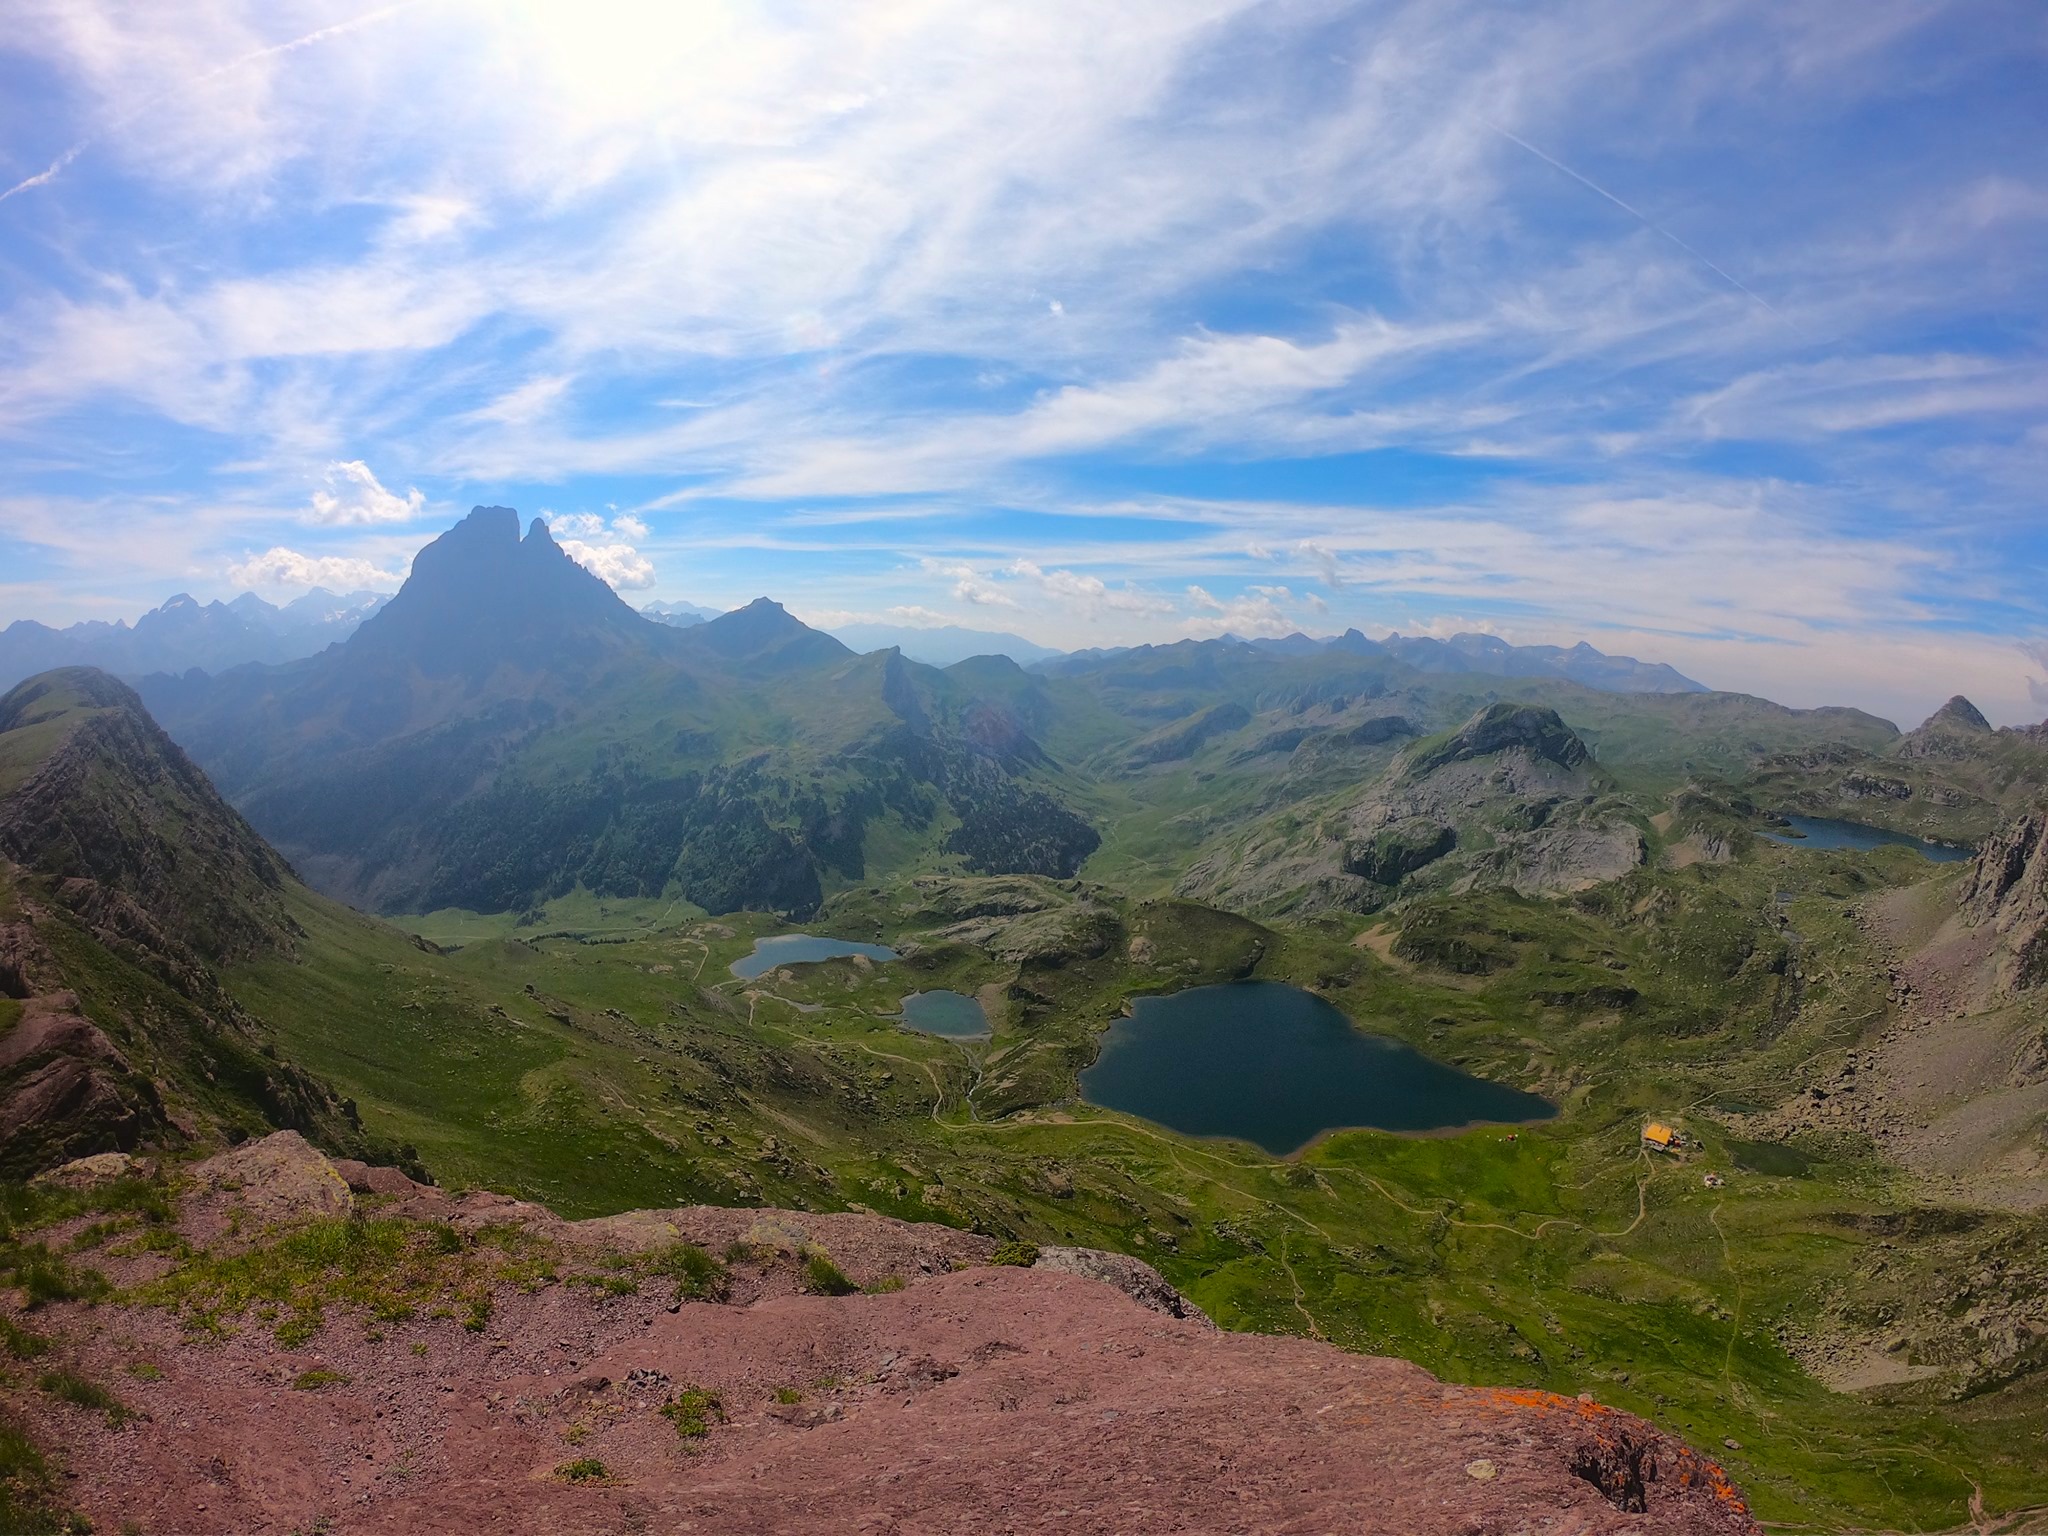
[
  {"x1": 897, "y1": 990, "x2": 990, "y2": 1038},
  {"x1": 1080, "y1": 981, "x2": 1554, "y2": 1156},
  {"x1": 730, "y1": 934, "x2": 899, "y2": 980},
  {"x1": 1759, "y1": 815, "x2": 1969, "y2": 863}
]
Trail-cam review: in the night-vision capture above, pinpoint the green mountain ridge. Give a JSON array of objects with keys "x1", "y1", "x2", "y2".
[{"x1": 0, "y1": 669, "x2": 405, "y2": 1176}]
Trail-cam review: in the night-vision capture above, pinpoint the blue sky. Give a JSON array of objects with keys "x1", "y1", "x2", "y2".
[{"x1": 2, "y1": 1, "x2": 2045, "y2": 724}]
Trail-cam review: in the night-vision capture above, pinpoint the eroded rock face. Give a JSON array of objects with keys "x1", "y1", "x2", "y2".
[
  {"x1": 0, "y1": 992, "x2": 163, "y2": 1176},
  {"x1": 1959, "y1": 811, "x2": 2048, "y2": 993}
]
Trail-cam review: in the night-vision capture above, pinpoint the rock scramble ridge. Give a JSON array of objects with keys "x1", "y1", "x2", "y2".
[
  {"x1": 1960, "y1": 808, "x2": 2048, "y2": 995},
  {"x1": 12, "y1": 1133, "x2": 1758, "y2": 1535}
]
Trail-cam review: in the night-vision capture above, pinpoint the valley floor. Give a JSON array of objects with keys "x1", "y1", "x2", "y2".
[{"x1": 186, "y1": 846, "x2": 2048, "y2": 1534}]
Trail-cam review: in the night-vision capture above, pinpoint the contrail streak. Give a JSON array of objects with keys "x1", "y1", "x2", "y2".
[
  {"x1": 1486, "y1": 123, "x2": 1778, "y2": 316},
  {"x1": 1, "y1": 2, "x2": 424, "y2": 207}
]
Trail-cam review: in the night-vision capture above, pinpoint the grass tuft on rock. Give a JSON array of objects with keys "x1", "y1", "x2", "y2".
[
  {"x1": 801, "y1": 1252, "x2": 858, "y2": 1296},
  {"x1": 662, "y1": 1388, "x2": 725, "y2": 1439}
]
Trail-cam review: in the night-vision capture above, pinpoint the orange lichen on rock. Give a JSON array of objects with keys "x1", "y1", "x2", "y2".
[{"x1": 1466, "y1": 1385, "x2": 1752, "y2": 1524}]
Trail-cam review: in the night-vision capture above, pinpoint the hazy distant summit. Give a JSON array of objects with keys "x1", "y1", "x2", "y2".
[
  {"x1": 0, "y1": 586, "x2": 387, "y2": 691},
  {"x1": 830, "y1": 621, "x2": 1064, "y2": 669},
  {"x1": 1331, "y1": 630, "x2": 1706, "y2": 694},
  {"x1": 1048, "y1": 628, "x2": 1706, "y2": 696}
]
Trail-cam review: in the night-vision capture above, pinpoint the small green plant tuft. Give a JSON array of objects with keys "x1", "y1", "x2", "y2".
[
  {"x1": 555, "y1": 1457, "x2": 607, "y2": 1484},
  {"x1": 772, "y1": 1386, "x2": 804, "y2": 1404},
  {"x1": 801, "y1": 1252, "x2": 857, "y2": 1297},
  {"x1": 863, "y1": 1274, "x2": 906, "y2": 1294},
  {"x1": 657, "y1": 1242, "x2": 728, "y2": 1303},
  {"x1": 38, "y1": 1370, "x2": 137, "y2": 1427},
  {"x1": 988, "y1": 1240, "x2": 1040, "y2": 1268},
  {"x1": 6, "y1": 1244, "x2": 111, "y2": 1310},
  {"x1": 124, "y1": 1361, "x2": 162, "y2": 1382},
  {"x1": 661, "y1": 1387, "x2": 725, "y2": 1439},
  {"x1": 0, "y1": 1315, "x2": 51, "y2": 1360},
  {"x1": 462, "y1": 1295, "x2": 493, "y2": 1332},
  {"x1": 291, "y1": 1369, "x2": 352, "y2": 1390}
]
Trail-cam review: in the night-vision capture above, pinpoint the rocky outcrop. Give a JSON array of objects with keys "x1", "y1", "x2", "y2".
[
  {"x1": 23, "y1": 1138, "x2": 1757, "y2": 1536},
  {"x1": 0, "y1": 987, "x2": 161, "y2": 1179},
  {"x1": 1344, "y1": 817, "x2": 1457, "y2": 884},
  {"x1": 1897, "y1": 695, "x2": 1993, "y2": 760},
  {"x1": 1034, "y1": 1244, "x2": 1214, "y2": 1324},
  {"x1": 1959, "y1": 810, "x2": 2048, "y2": 993},
  {"x1": 1403, "y1": 702, "x2": 1592, "y2": 777},
  {"x1": 1177, "y1": 703, "x2": 1641, "y2": 917}
]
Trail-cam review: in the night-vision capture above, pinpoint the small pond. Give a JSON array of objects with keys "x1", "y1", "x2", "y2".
[
  {"x1": 897, "y1": 990, "x2": 991, "y2": 1038},
  {"x1": 729, "y1": 934, "x2": 899, "y2": 980},
  {"x1": 1759, "y1": 815, "x2": 1969, "y2": 863},
  {"x1": 1079, "y1": 980, "x2": 1555, "y2": 1156},
  {"x1": 1726, "y1": 1138, "x2": 1816, "y2": 1179}
]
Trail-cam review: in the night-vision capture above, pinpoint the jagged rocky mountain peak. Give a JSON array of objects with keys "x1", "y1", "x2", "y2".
[
  {"x1": 1922, "y1": 695, "x2": 1992, "y2": 733},
  {"x1": 344, "y1": 503, "x2": 653, "y2": 676}
]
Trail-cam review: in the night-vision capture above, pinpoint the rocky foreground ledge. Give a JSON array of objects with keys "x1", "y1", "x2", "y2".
[{"x1": 13, "y1": 1134, "x2": 1756, "y2": 1535}]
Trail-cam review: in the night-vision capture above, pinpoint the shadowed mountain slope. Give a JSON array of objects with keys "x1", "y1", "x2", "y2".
[
  {"x1": 0, "y1": 669, "x2": 392, "y2": 1176},
  {"x1": 141, "y1": 511, "x2": 1098, "y2": 917}
]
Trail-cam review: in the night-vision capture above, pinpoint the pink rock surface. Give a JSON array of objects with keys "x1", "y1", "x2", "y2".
[{"x1": 24, "y1": 1142, "x2": 1757, "y2": 1536}]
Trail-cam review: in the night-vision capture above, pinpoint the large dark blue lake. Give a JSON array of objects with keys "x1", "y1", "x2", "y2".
[
  {"x1": 1759, "y1": 815, "x2": 1969, "y2": 863},
  {"x1": 729, "y1": 934, "x2": 899, "y2": 980},
  {"x1": 1079, "y1": 981, "x2": 1554, "y2": 1156}
]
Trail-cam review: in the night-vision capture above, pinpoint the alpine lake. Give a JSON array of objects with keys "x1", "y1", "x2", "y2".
[
  {"x1": 739, "y1": 939, "x2": 1551, "y2": 1153},
  {"x1": 1079, "y1": 979, "x2": 1555, "y2": 1155},
  {"x1": 1759, "y1": 814, "x2": 1971, "y2": 862}
]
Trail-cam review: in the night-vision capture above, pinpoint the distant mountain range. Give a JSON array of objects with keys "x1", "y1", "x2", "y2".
[
  {"x1": 641, "y1": 600, "x2": 715, "y2": 626},
  {"x1": 828, "y1": 622, "x2": 1065, "y2": 669},
  {"x1": 1056, "y1": 629, "x2": 1707, "y2": 695},
  {"x1": 0, "y1": 588, "x2": 388, "y2": 691},
  {"x1": 4, "y1": 581, "x2": 1707, "y2": 704}
]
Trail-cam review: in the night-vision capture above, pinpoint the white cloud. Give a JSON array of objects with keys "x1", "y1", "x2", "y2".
[
  {"x1": 384, "y1": 194, "x2": 475, "y2": 245},
  {"x1": 1181, "y1": 584, "x2": 1299, "y2": 639},
  {"x1": 547, "y1": 511, "x2": 648, "y2": 552},
  {"x1": 305, "y1": 461, "x2": 425, "y2": 525},
  {"x1": 559, "y1": 538, "x2": 655, "y2": 589},
  {"x1": 470, "y1": 373, "x2": 572, "y2": 426},
  {"x1": 227, "y1": 546, "x2": 401, "y2": 592}
]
